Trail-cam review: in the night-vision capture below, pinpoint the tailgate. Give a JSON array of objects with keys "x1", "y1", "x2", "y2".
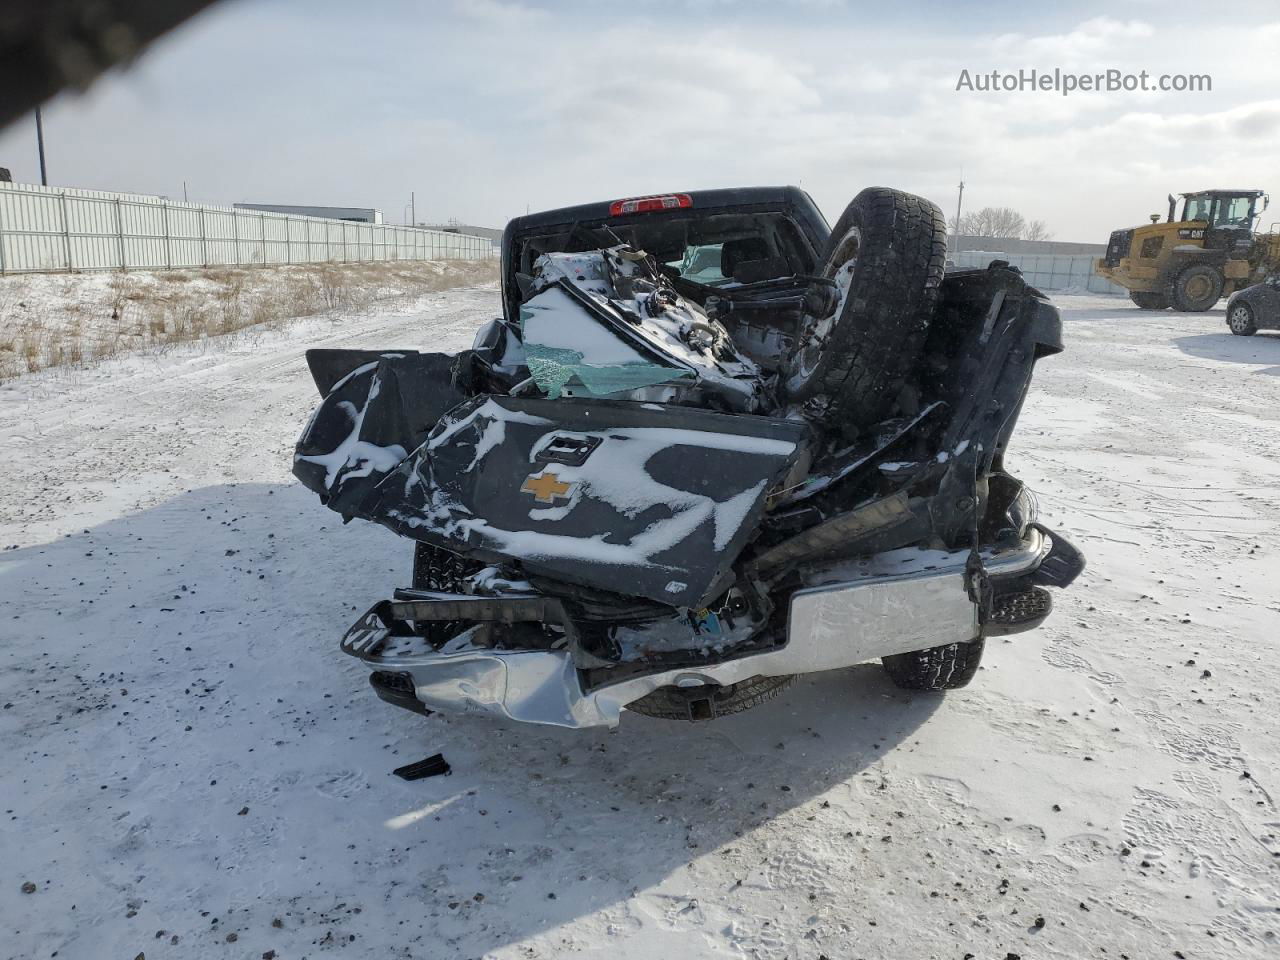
[{"x1": 371, "y1": 395, "x2": 810, "y2": 607}]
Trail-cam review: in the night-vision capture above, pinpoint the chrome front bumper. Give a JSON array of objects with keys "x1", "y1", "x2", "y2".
[{"x1": 342, "y1": 527, "x2": 1059, "y2": 729}]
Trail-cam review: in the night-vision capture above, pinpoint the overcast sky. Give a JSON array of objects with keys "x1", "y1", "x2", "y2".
[{"x1": 2, "y1": 0, "x2": 1279, "y2": 241}]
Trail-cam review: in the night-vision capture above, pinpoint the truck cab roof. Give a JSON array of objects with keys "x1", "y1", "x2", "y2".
[{"x1": 505, "y1": 186, "x2": 824, "y2": 234}]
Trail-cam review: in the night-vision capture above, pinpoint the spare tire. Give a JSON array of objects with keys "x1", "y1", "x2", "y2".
[{"x1": 784, "y1": 187, "x2": 947, "y2": 434}]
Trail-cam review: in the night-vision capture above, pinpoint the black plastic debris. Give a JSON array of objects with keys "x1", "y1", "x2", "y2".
[{"x1": 393, "y1": 753, "x2": 451, "y2": 781}]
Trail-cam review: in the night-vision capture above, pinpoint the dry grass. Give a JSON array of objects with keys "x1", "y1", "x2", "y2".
[{"x1": 0, "y1": 258, "x2": 497, "y2": 381}]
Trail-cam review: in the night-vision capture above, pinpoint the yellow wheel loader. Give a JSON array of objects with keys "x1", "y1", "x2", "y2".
[{"x1": 1094, "y1": 189, "x2": 1280, "y2": 311}]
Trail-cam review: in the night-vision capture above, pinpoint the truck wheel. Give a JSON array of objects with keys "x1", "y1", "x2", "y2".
[
  {"x1": 625, "y1": 674, "x2": 795, "y2": 721},
  {"x1": 784, "y1": 187, "x2": 947, "y2": 435},
  {"x1": 880, "y1": 639, "x2": 984, "y2": 691},
  {"x1": 1227, "y1": 302, "x2": 1258, "y2": 336},
  {"x1": 1129, "y1": 291, "x2": 1169, "y2": 310},
  {"x1": 1170, "y1": 265, "x2": 1224, "y2": 312}
]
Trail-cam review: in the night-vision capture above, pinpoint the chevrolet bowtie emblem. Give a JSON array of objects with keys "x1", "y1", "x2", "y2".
[{"x1": 521, "y1": 470, "x2": 574, "y2": 504}]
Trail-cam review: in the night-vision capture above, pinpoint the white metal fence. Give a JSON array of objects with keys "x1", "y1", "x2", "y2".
[
  {"x1": 0, "y1": 181, "x2": 494, "y2": 275},
  {"x1": 953, "y1": 249, "x2": 1125, "y2": 295}
]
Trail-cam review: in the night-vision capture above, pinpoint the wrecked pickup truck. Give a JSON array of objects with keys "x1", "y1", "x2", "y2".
[{"x1": 293, "y1": 186, "x2": 1083, "y2": 727}]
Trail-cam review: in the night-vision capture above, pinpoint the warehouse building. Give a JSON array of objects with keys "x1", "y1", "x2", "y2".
[{"x1": 233, "y1": 202, "x2": 382, "y2": 223}]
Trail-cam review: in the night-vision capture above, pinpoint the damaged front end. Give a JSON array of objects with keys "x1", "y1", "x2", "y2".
[{"x1": 294, "y1": 190, "x2": 1083, "y2": 727}]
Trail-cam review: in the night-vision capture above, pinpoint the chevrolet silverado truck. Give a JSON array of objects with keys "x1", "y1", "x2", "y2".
[{"x1": 292, "y1": 185, "x2": 1084, "y2": 728}]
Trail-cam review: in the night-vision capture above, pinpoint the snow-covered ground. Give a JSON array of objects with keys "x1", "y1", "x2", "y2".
[
  {"x1": 1, "y1": 290, "x2": 1277, "y2": 960},
  {"x1": 0, "y1": 260, "x2": 496, "y2": 381}
]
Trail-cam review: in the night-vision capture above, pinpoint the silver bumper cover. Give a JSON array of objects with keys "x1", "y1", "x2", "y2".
[{"x1": 344, "y1": 528, "x2": 1053, "y2": 729}]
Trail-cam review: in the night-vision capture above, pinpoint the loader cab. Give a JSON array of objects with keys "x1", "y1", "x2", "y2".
[{"x1": 1179, "y1": 190, "x2": 1267, "y2": 252}]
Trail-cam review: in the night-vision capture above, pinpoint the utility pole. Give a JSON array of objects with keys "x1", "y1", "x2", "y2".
[
  {"x1": 410, "y1": 191, "x2": 415, "y2": 227},
  {"x1": 35, "y1": 106, "x2": 48, "y2": 185},
  {"x1": 183, "y1": 181, "x2": 188, "y2": 202},
  {"x1": 953, "y1": 177, "x2": 965, "y2": 255}
]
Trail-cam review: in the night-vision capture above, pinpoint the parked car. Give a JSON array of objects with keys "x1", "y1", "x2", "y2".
[
  {"x1": 1225, "y1": 273, "x2": 1280, "y2": 336},
  {"x1": 292, "y1": 186, "x2": 1084, "y2": 728}
]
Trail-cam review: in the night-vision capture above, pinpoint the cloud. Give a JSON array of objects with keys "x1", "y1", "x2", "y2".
[
  {"x1": 451, "y1": 0, "x2": 547, "y2": 25},
  {"x1": 1231, "y1": 106, "x2": 1280, "y2": 139},
  {"x1": 992, "y1": 16, "x2": 1155, "y2": 61},
  {"x1": 530, "y1": 34, "x2": 821, "y2": 136}
]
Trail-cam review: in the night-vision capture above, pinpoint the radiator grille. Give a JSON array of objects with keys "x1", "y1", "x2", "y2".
[{"x1": 1104, "y1": 229, "x2": 1132, "y2": 266}]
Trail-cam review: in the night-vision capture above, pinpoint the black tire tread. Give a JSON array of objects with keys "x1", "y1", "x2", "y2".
[
  {"x1": 1170, "y1": 264, "x2": 1224, "y2": 312},
  {"x1": 626, "y1": 674, "x2": 795, "y2": 721},
  {"x1": 1129, "y1": 291, "x2": 1169, "y2": 310},
  {"x1": 881, "y1": 639, "x2": 985, "y2": 691}
]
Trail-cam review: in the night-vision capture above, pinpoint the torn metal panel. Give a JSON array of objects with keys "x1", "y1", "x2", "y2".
[
  {"x1": 925, "y1": 266, "x2": 1064, "y2": 475},
  {"x1": 292, "y1": 351, "x2": 465, "y2": 517},
  {"x1": 749, "y1": 490, "x2": 915, "y2": 578},
  {"x1": 371, "y1": 395, "x2": 811, "y2": 607},
  {"x1": 775, "y1": 401, "x2": 947, "y2": 507}
]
